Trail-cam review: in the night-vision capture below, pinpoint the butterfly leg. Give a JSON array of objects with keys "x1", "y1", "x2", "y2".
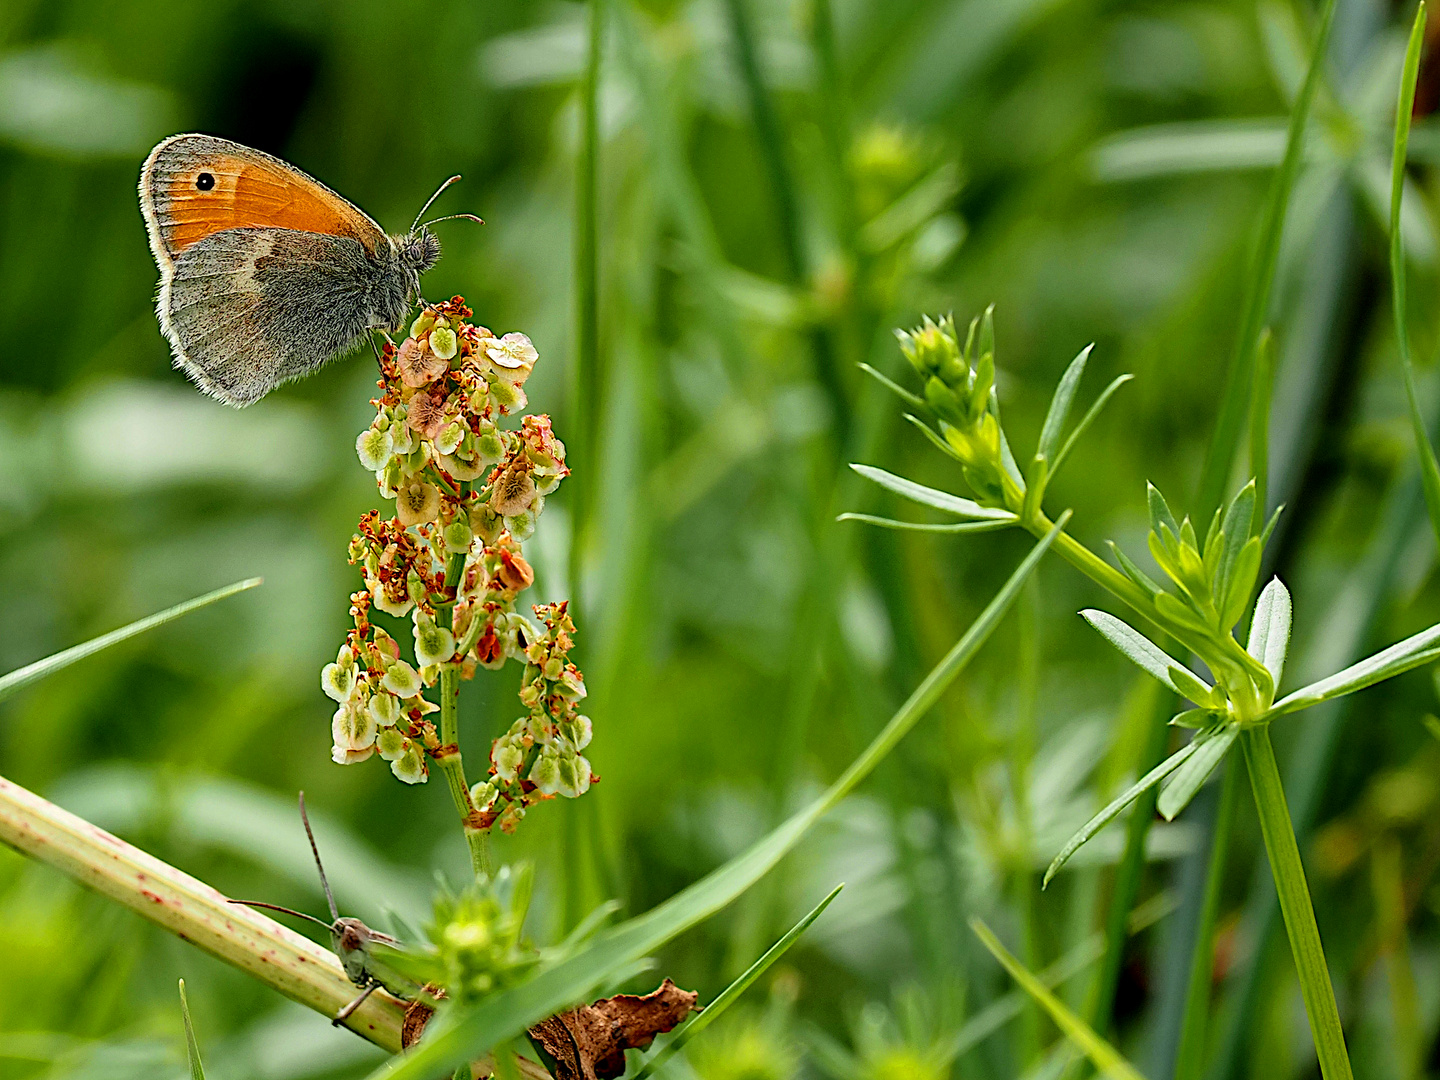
[{"x1": 333, "y1": 980, "x2": 380, "y2": 1026}]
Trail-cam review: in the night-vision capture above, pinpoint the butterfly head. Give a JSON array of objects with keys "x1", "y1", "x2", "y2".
[{"x1": 396, "y1": 228, "x2": 442, "y2": 275}]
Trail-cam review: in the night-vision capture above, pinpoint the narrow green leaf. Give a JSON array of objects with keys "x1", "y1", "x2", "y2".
[
  {"x1": 1051, "y1": 373, "x2": 1134, "y2": 481},
  {"x1": 367, "y1": 518, "x2": 1071, "y2": 1080},
  {"x1": 903, "y1": 413, "x2": 964, "y2": 462},
  {"x1": 1167, "y1": 664, "x2": 1221, "y2": 709},
  {"x1": 1037, "y1": 344, "x2": 1094, "y2": 462},
  {"x1": 631, "y1": 886, "x2": 843, "y2": 1080},
  {"x1": 1267, "y1": 621, "x2": 1440, "y2": 719},
  {"x1": 1251, "y1": 329, "x2": 1274, "y2": 527},
  {"x1": 1390, "y1": 3, "x2": 1440, "y2": 549},
  {"x1": 179, "y1": 980, "x2": 205, "y2": 1080},
  {"x1": 1215, "y1": 481, "x2": 1257, "y2": 602},
  {"x1": 970, "y1": 919, "x2": 1148, "y2": 1080},
  {"x1": 859, "y1": 362, "x2": 927, "y2": 411},
  {"x1": 1220, "y1": 537, "x2": 1263, "y2": 631},
  {"x1": 849, "y1": 464, "x2": 1015, "y2": 520},
  {"x1": 0, "y1": 578, "x2": 262, "y2": 704},
  {"x1": 836, "y1": 513, "x2": 1014, "y2": 534},
  {"x1": 1080, "y1": 610, "x2": 1198, "y2": 697},
  {"x1": 1106, "y1": 540, "x2": 1163, "y2": 599},
  {"x1": 1158, "y1": 727, "x2": 1237, "y2": 820},
  {"x1": 1259, "y1": 504, "x2": 1284, "y2": 550},
  {"x1": 1170, "y1": 709, "x2": 1219, "y2": 729},
  {"x1": 1044, "y1": 738, "x2": 1202, "y2": 887},
  {"x1": 1147, "y1": 484, "x2": 1180, "y2": 546},
  {"x1": 1247, "y1": 577, "x2": 1292, "y2": 684},
  {"x1": 1197, "y1": 0, "x2": 1339, "y2": 521}
]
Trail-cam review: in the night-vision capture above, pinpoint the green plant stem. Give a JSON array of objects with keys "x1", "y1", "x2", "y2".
[
  {"x1": 436, "y1": 548, "x2": 491, "y2": 879},
  {"x1": 1239, "y1": 726, "x2": 1352, "y2": 1080},
  {"x1": 1173, "y1": 757, "x2": 1242, "y2": 1080},
  {"x1": 0, "y1": 772, "x2": 408, "y2": 1046}
]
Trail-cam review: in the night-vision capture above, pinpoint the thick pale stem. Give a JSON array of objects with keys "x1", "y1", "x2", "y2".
[
  {"x1": 0, "y1": 772, "x2": 406, "y2": 1046},
  {"x1": 1240, "y1": 727, "x2": 1353, "y2": 1080},
  {"x1": 436, "y1": 548, "x2": 492, "y2": 879}
]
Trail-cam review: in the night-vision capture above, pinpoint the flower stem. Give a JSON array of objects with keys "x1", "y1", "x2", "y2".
[
  {"x1": 1240, "y1": 725, "x2": 1352, "y2": 1080},
  {"x1": 436, "y1": 547, "x2": 491, "y2": 879}
]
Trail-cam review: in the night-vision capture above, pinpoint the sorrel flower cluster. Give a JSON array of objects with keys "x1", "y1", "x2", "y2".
[{"x1": 321, "y1": 297, "x2": 595, "y2": 835}]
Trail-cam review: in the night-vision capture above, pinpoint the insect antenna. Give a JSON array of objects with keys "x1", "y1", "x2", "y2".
[
  {"x1": 410, "y1": 175, "x2": 463, "y2": 233},
  {"x1": 229, "y1": 899, "x2": 335, "y2": 931},
  {"x1": 418, "y1": 212, "x2": 484, "y2": 229},
  {"x1": 299, "y1": 791, "x2": 340, "y2": 922}
]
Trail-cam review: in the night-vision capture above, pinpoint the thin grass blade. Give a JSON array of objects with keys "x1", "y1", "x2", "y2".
[
  {"x1": 179, "y1": 980, "x2": 205, "y2": 1080},
  {"x1": 0, "y1": 578, "x2": 262, "y2": 703},
  {"x1": 1390, "y1": 4, "x2": 1440, "y2": 547},
  {"x1": 1197, "y1": 0, "x2": 1339, "y2": 521},
  {"x1": 631, "y1": 885, "x2": 842, "y2": 1080},
  {"x1": 970, "y1": 918, "x2": 1147, "y2": 1080},
  {"x1": 365, "y1": 518, "x2": 1070, "y2": 1080}
]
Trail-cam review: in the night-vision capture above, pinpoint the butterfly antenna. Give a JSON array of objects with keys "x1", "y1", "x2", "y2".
[
  {"x1": 299, "y1": 792, "x2": 340, "y2": 922},
  {"x1": 419, "y1": 212, "x2": 484, "y2": 229},
  {"x1": 229, "y1": 899, "x2": 336, "y2": 931},
  {"x1": 411, "y1": 175, "x2": 463, "y2": 233}
]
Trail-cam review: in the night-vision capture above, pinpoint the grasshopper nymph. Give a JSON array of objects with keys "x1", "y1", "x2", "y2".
[{"x1": 232, "y1": 793, "x2": 417, "y2": 1024}]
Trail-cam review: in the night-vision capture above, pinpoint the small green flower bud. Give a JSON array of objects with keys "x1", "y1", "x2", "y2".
[
  {"x1": 488, "y1": 379, "x2": 525, "y2": 412},
  {"x1": 429, "y1": 326, "x2": 459, "y2": 360},
  {"x1": 529, "y1": 749, "x2": 561, "y2": 795},
  {"x1": 469, "y1": 780, "x2": 498, "y2": 811},
  {"x1": 370, "y1": 692, "x2": 401, "y2": 727},
  {"x1": 376, "y1": 727, "x2": 407, "y2": 761},
  {"x1": 357, "y1": 426, "x2": 395, "y2": 471},
  {"x1": 332, "y1": 701, "x2": 377, "y2": 753},
  {"x1": 493, "y1": 739, "x2": 524, "y2": 781},
  {"x1": 444, "y1": 520, "x2": 473, "y2": 553},
  {"x1": 436, "y1": 421, "x2": 465, "y2": 456},
  {"x1": 391, "y1": 744, "x2": 428, "y2": 784},
  {"x1": 410, "y1": 311, "x2": 437, "y2": 339},
  {"x1": 507, "y1": 509, "x2": 536, "y2": 542},
  {"x1": 383, "y1": 660, "x2": 423, "y2": 697},
  {"x1": 896, "y1": 315, "x2": 961, "y2": 378}
]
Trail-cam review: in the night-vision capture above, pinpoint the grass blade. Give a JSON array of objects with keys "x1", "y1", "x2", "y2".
[
  {"x1": 179, "y1": 980, "x2": 205, "y2": 1080},
  {"x1": 365, "y1": 517, "x2": 1070, "y2": 1080},
  {"x1": 1389, "y1": 4, "x2": 1440, "y2": 547},
  {"x1": 630, "y1": 885, "x2": 843, "y2": 1080},
  {"x1": 970, "y1": 918, "x2": 1148, "y2": 1080},
  {"x1": 1197, "y1": 0, "x2": 1338, "y2": 521},
  {"x1": 0, "y1": 578, "x2": 262, "y2": 704}
]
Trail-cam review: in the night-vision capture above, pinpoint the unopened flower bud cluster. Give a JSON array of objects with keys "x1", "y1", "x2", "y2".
[
  {"x1": 896, "y1": 310, "x2": 1020, "y2": 509},
  {"x1": 321, "y1": 297, "x2": 594, "y2": 824}
]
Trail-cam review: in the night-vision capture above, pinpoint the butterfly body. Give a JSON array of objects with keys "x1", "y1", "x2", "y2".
[{"x1": 140, "y1": 134, "x2": 442, "y2": 406}]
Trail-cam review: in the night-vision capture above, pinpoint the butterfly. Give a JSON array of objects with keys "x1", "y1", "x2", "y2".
[{"x1": 139, "y1": 133, "x2": 477, "y2": 407}]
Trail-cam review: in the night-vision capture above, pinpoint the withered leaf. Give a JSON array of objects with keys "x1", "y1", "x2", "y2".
[{"x1": 529, "y1": 978, "x2": 700, "y2": 1080}]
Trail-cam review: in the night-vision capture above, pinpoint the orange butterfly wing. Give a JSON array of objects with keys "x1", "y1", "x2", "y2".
[{"x1": 140, "y1": 134, "x2": 389, "y2": 270}]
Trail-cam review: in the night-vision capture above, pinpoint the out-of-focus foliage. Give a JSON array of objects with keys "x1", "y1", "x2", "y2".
[{"x1": 4, "y1": 0, "x2": 1440, "y2": 1079}]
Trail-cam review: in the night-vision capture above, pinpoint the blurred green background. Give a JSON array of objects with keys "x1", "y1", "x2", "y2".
[{"x1": 4, "y1": 0, "x2": 1440, "y2": 1078}]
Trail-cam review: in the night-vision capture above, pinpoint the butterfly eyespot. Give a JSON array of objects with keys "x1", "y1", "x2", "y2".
[{"x1": 195, "y1": 172, "x2": 215, "y2": 191}]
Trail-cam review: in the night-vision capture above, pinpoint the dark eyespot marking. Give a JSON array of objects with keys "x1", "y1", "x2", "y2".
[{"x1": 195, "y1": 172, "x2": 215, "y2": 191}]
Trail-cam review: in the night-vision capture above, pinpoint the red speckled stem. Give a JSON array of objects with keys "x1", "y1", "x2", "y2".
[{"x1": 0, "y1": 771, "x2": 407, "y2": 1050}]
